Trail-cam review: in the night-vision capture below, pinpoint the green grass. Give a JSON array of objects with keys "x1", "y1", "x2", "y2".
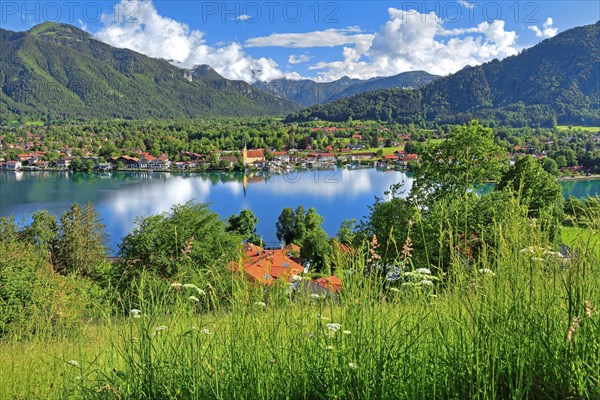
[
  {"x1": 556, "y1": 125, "x2": 600, "y2": 132},
  {"x1": 24, "y1": 121, "x2": 45, "y2": 127},
  {"x1": 350, "y1": 146, "x2": 404, "y2": 156},
  {"x1": 1, "y1": 214, "x2": 599, "y2": 399},
  {"x1": 562, "y1": 226, "x2": 600, "y2": 258}
]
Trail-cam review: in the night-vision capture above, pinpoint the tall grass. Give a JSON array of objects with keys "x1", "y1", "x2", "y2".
[{"x1": 1, "y1": 207, "x2": 598, "y2": 399}]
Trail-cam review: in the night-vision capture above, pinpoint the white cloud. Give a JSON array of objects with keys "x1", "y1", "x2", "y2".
[
  {"x1": 528, "y1": 17, "x2": 558, "y2": 38},
  {"x1": 95, "y1": 0, "x2": 291, "y2": 83},
  {"x1": 236, "y1": 15, "x2": 251, "y2": 22},
  {"x1": 288, "y1": 54, "x2": 311, "y2": 64},
  {"x1": 458, "y1": 0, "x2": 477, "y2": 10},
  {"x1": 245, "y1": 28, "x2": 375, "y2": 50},
  {"x1": 77, "y1": 19, "x2": 88, "y2": 31},
  {"x1": 309, "y1": 8, "x2": 518, "y2": 80}
]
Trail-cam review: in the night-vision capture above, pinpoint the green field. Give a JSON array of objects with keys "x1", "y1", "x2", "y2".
[
  {"x1": 350, "y1": 146, "x2": 404, "y2": 156},
  {"x1": 1, "y1": 220, "x2": 598, "y2": 399},
  {"x1": 557, "y1": 125, "x2": 600, "y2": 132},
  {"x1": 562, "y1": 226, "x2": 600, "y2": 258}
]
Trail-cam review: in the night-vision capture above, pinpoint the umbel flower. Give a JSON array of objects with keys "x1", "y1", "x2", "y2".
[{"x1": 130, "y1": 309, "x2": 141, "y2": 318}]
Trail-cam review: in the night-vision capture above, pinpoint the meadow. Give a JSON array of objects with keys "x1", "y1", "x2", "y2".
[{"x1": 1, "y1": 214, "x2": 598, "y2": 400}]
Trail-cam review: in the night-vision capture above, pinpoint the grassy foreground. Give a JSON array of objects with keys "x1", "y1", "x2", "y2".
[{"x1": 1, "y1": 223, "x2": 599, "y2": 399}]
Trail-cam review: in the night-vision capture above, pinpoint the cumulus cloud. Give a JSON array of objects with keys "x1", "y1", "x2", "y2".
[
  {"x1": 236, "y1": 15, "x2": 251, "y2": 21},
  {"x1": 529, "y1": 17, "x2": 558, "y2": 38},
  {"x1": 309, "y1": 8, "x2": 518, "y2": 80},
  {"x1": 245, "y1": 28, "x2": 375, "y2": 50},
  {"x1": 288, "y1": 54, "x2": 312, "y2": 64},
  {"x1": 95, "y1": 0, "x2": 290, "y2": 82}
]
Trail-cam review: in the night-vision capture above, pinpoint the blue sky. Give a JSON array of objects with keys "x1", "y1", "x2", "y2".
[{"x1": 2, "y1": 1, "x2": 599, "y2": 82}]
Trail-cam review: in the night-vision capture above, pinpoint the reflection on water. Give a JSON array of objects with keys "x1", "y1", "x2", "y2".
[
  {"x1": 0, "y1": 169, "x2": 412, "y2": 251},
  {"x1": 1, "y1": 170, "x2": 597, "y2": 252}
]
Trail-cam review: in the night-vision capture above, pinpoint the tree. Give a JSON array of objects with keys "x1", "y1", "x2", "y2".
[
  {"x1": 539, "y1": 157, "x2": 559, "y2": 176},
  {"x1": 276, "y1": 208, "x2": 295, "y2": 244},
  {"x1": 25, "y1": 211, "x2": 58, "y2": 252},
  {"x1": 411, "y1": 120, "x2": 507, "y2": 204},
  {"x1": 293, "y1": 205, "x2": 307, "y2": 244},
  {"x1": 496, "y1": 156, "x2": 564, "y2": 241},
  {"x1": 301, "y1": 227, "x2": 331, "y2": 272},
  {"x1": 336, "y1": 218, "x2": 356, "y2": 245},
  {"x1": 120, "y1": 202, "x2": 240, "y2": 278},
  {"x1": 55, "y1": 203, "x2": 108, "y2": 276},
  {"x1": 497, "y1": 156, "x2": 563, "y2": 218},
  {"x1": 227, "y1": 210, "x2": 261, "y2": 245},
  {"x1": 555, "y1": 155, "x2": 567, "y2": 168},
  {"x1": 305, "y1": 207, "x2": 323, "y2": 232},
  {"x1": 275, "y1": 206, "x2": 325, "y2": 245}
]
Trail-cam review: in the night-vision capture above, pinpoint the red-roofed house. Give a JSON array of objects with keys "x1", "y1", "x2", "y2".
[
  {"x1": 312, "y1": 276, "x2": 343, "y2": 293},
  {"x1": 232, "y1": 243, "x2": 304, "y2": 286}
]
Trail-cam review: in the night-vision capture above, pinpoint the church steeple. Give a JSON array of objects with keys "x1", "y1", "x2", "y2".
[{"x1": 242, "y1": 138, "x2": 248, "y2": 167}]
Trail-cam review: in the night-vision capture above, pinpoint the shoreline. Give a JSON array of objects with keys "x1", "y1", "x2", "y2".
[{"x1": 557, "y1": 174, "x2": 600, "y2": 181}]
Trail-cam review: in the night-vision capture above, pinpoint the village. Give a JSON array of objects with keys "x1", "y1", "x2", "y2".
[{"x1": 0, "y1": 124, "x2": 598, "y2": 176}]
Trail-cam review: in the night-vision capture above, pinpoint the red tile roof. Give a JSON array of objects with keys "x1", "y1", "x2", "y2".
[
  {"x1": 234, "y1": 243, "x2": 304, "y2": 286},
  {"x1": 246, "y1": 149, "x2": 265, "y2": 158},
  {"x1": 313, "y1": 276, "x2": 342, "y2": 293}
]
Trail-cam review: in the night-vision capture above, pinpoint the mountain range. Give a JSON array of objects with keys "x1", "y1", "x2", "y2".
[
  {"x1": 253, "y1": 71, "x2": 438, "y2": 107},
  {"x1": 1, "y1": 21, "x2": 598, "y2": 126},
  {"x1": 286, "y1": 21, "x2": 600, "y2": 127}
]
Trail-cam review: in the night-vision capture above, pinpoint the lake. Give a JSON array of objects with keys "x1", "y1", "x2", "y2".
[{"x1": 1, "y1": 169, "x2": 598, "y2": 253}]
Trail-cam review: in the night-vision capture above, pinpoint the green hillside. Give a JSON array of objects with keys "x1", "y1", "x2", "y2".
[
  {"x1": 0, "y1": 22, "x2": 298, "y2": 121},
  {"x1": 286, "y1": 21, "x2": 600, "y2": 127}
]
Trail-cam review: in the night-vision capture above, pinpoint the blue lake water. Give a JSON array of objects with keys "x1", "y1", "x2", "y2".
[{"x1": 0, "y1": 169, "x2": 598, "y2": 253}]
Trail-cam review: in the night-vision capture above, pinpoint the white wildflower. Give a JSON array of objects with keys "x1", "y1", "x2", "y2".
[
  {"x1": 420, "y1": 280, "x2": 434, "y2": 286},
  {"x1": 544, "y1": 250, "x2": 563, "y2": 258},
  {"x1": 201, "y1": 329, "x2": 211, "y2": 335},
  {"x1": 67, "y1": 360, "x2": 79, "y2": 367},
  {"x1": 183, "y1": 283, "x2": 198, "y2": 290},
  {"x1": 348, "y1": 362, "x2": 358, "y2": 370},
  {"x1": 254, "y1": 301, "x2": 267, "y2": 308},
  {"x1": 154, "y1": 326, "x2": 167, "y2": 332},
  {"x1": 189, "y1": 296, "x2": 200, "y2": 302},
  {"x1": 290, "y1": 274, "x2": 303, "y2": 282},
  {"x1": 310, "y1": 294, "x2": 325, "y2": 300},
  {"x1": 478, "y1": 269, "x2": 495, "y2": 276},
  {"x1": 130, "y1": 309, "x2": 141, "y2": 318},
  {"x1": 415, "y1": 268, "x2": 431, "y2": 275},
  {"x1": 325, "y1": 323, "x2": 342, "y2": 333}
]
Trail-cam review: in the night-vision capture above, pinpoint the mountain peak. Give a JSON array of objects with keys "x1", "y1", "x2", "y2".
[
  {"x1": 190, "y1": 64, "x2": 225, "y2": 81},
  {"x1": 28, "y1": 22, "x2": 90, "y2": 42}
]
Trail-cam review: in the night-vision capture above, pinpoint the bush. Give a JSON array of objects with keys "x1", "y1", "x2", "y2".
[{"x1": 0, "y1": 240, "x2": 99, "y2": 339}]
